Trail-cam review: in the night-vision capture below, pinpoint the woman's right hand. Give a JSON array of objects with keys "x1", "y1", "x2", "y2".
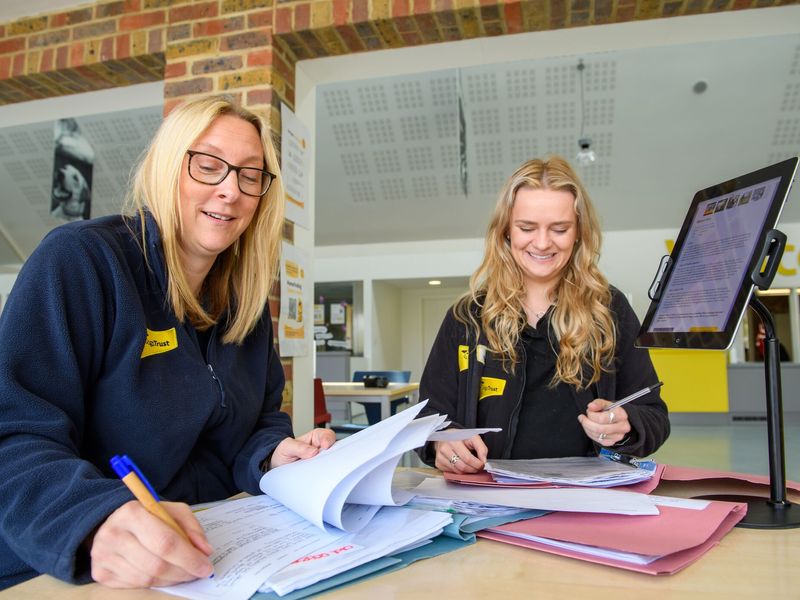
[
  {"x1": 89, "y1": 500, "x2": 214, "y2": 588},
  {"x1": 434, "y1": 434, "x2": 488, "y2": 473}
]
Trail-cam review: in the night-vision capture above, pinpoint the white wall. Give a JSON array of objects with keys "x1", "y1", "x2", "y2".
[
  {"x1": 372, "y1": 281, "x2": 403, "y2": 371},
  {"x1": 400, "y1": 285, "x2": 467, "y2": 381}
]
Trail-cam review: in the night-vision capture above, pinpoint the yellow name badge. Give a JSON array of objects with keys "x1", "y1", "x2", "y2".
[
  {"x1": 458, "y1": 345, "x2": 469, "y2": 371},
  {"x1": 141, "y1": 328, "x2": 178, "y2": 358},
  {"x1": 479, "y1": 376, "x2": 506, "y2": 401}
]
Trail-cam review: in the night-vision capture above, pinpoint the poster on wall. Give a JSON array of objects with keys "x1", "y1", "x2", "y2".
[
  {"x1": 314, "y1": 304, "x2": 325, "y2": 325},
  {"x1": 330, "y1": 304, "x2": 345, "y2": 325},
  {"x1": 51, "y1": 118, "x2": 94, "y2": 221},
  {"x1": 280, "y1": 103, "x2": 311, "y2": 229},
  {"x1": 278, "y1": 242, "x2": 308, "y2": 357}
]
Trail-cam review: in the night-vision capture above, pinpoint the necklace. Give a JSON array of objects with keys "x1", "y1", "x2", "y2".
[{"x1": 525, "y1": 303, "x2": 552, "y2": 320}]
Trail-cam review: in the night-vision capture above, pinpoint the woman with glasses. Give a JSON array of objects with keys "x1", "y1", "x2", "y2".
[
  {"x1": 0, "y1": 96, "x2": 335, "y2": 590},
  {"x1": 416, "y1": 156, "x2": 669, "y2": 473}
]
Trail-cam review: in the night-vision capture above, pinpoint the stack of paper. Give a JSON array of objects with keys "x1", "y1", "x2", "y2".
[
  {"x1": 411, "y1": 477, "x2": 660, "y2": 516},
  {"x1": 259, "y1": 400, "x2": 496, "y2": 532},
  {"x1": 258, "y1": 506, "x2": 451, "y2": 596},
  {"x1": 443, "y1": 465, "x2": 665, "y2": 495},
  {"x1": 485, "y1": 456, "x2": 656, "y2": 487},
  {"x1": 158, "y1": 401, "x2": 491, "y2": 600},
  {"x1": 259, "y1": 400, "x2": 447, "y2": 530},
  {"x1": 478, "y1": 495, "x2": 747, "y2": 575},
  {"x1": 158, "y1": 495, "x2": 350, "y2": 600},
  {"x1": 406, "y1": 494, "x2": 532, "y2": 518}
]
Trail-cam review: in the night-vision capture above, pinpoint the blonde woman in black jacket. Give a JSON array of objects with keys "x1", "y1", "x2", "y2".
[{"x1": 418, "y1": 157, "x2": 669, "y2": 473}]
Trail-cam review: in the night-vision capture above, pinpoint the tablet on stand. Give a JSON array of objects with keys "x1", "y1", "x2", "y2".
[{"x1": 637, "y1": 157, "x2": 800, "y2": 529}]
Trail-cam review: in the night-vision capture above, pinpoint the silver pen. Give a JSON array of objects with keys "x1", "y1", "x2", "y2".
[{"x1": 603, "y1": 381, "x2": 664, "y2": 412}]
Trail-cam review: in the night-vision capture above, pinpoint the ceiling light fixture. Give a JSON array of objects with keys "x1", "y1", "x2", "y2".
[{"x1": 575, "y1": 59, "x2": 596, "y2": 167}]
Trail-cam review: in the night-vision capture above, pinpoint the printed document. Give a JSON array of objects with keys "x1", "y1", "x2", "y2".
[
  {"x1": 259, "y1": 400, "x2": 448, "y2": 531},
  {"x1": 159, "y1": 402, "x2": 490, "y2": 599},
  {"x1": 259, "y1": 507, "x2": 452, "y2": 595},
  {"x1": 412, "y1": 478, "x2": 659, "y2": 515},
  {"x1": 485, "y1": 456, "x2": 656, "y2": 487},
  {"x1": 157, "y1": 495, "x2": 346, "y2": 600}
]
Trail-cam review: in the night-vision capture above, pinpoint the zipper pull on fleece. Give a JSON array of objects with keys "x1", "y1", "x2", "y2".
[{"x1": 207, "y1": 363, "x2": 226, "y2": 407}]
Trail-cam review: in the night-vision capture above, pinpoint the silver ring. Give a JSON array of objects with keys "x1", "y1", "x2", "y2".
[
  {"x1": 449, "y1": 454, "x2": 460, "y2": 465},
  {"x1": 599, "y1": 433, "x2": 607, "y2": 441},
  {"x1": 608, "y1": 411, "x2": 615, "y2": 424}
]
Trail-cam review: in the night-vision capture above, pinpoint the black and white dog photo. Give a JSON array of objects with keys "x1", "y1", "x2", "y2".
[{"x1": 51, "y1": 118, "x2": 94, "y2": 221}]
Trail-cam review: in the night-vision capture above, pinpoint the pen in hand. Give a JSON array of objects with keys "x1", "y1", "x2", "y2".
[
  {"x1": 110, "y1": 454, "x2": 191, "y2": 543},
  {"x1": 603, "y1": 382, "x2": 664, "y2": 412}
]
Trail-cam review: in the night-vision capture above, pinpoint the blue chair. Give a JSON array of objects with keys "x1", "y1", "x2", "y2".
[{"x1": 352, "y1": 370, "x2": 411, "y2": 425}]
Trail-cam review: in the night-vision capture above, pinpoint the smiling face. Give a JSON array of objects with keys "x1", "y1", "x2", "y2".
[
  {"x1": 178, "y1": 114, "x2": 264, "y2": 278},
  {"x1": 508, "y1": 185, "x2": 578, "y2": 294}
]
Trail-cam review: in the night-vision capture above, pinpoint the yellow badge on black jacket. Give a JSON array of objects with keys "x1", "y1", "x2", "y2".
[
  {"x1": 141, "y1": 328, "x2": 178, "y2": 358},
  {"x1": 479, "y1": 376, "x2": 506, "y2": 400}
]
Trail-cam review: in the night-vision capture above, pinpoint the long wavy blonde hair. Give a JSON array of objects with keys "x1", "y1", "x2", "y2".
[
  {"x1": 454, "y1": 156, "x2": 615, "y2": 389},
  {"x1": 125, "y1": 95, "x2": 285, "y2": 345}
]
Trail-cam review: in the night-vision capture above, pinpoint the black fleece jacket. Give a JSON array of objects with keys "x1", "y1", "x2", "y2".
[{"x1": 417, "y1": 288, "x2": 669, "y2": 465}]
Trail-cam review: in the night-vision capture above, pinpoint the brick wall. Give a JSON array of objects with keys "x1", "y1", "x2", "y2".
[
  {"x1": 0, "y1": 0, "x2": 795, "y2": 414},
  {"x1": 2, "y1": 0, "x2": 795, "y2": 118}
]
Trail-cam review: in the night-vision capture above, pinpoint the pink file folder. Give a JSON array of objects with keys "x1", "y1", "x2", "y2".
[
  {"x1": 443, "y1": 471, "x2": 553, "y2": 488},
  {"x1": 661, "y1": 464, "x2": 800, "y2": 492},
  {"x1": 444, "y1": 464, "x2": 665, "y2": 494},
  {"x1": 477, "y1": 499, "x2": 746, "y2": 575}
]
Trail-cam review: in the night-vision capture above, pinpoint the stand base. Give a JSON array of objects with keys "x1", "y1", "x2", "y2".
[{"x1": 696, "y1": 495, "x2": 800, "y2": 529}]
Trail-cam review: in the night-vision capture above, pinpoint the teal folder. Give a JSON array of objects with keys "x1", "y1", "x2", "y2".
[
  {"x1": 253, "y1": 534, "x2": 472, "y2": 600},
  {"x1": 254, "y1": 509, "x2": 548, "y2": 599}
]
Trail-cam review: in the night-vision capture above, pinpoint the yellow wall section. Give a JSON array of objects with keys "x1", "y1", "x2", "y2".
[{"x1": 648, "y1": 349, "x2": 729, "y2": 412}]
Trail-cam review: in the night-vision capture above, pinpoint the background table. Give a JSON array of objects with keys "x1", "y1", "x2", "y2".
[{"x1": 322, "y1": 382, "x2": 420, "y2": 422}]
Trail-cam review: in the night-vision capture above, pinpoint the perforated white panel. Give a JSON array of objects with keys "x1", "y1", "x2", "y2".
[
  {"x1": 0, "y1": 105, "x2": 162, "y2": 261},
  {"x1": 314, "y1": 35, "x2": 800, "y2": 246}
]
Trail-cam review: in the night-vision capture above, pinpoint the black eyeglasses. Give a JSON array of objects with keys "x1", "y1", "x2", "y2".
[{"x1": 186, "y1": 150, "x2": 275, "y2": 197}]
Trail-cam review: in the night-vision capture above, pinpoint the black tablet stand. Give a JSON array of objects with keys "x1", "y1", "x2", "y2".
[{"x1": 687, "y1": 230, "x2": 798, "y2": 528}]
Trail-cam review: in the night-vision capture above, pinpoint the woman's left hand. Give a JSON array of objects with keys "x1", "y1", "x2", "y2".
[
  {"x1": 270, "y1": 428, "x2": 336, "y2": 468},
  {"x1": 577, "y1": 399, "x2": 632, "y2": 446}
]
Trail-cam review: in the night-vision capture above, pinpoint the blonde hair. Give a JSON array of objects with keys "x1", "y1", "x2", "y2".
[
  {"x1": 455, "y1": 156, "x2": 615, "y2": 389},
  {"x1": 125, "y1": 95, "x2": 285, "y2": 345}
]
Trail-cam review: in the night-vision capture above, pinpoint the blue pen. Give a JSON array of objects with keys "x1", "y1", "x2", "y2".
[
  {"x1": 110, "y1": 455, "x2": 190, "y2": 542},
  {"x1": 599, "y1": 448, "x2": 657, "y2": 473},
  {"x1": 598, "y1": 448, "x2": 640, "y2": 468}
]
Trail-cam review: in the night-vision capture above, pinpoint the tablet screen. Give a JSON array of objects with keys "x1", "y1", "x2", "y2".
[{"x1": 637, "y1": 158, "x2": 798, "y2": 350}]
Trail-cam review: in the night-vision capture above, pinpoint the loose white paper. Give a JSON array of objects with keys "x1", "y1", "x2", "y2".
[
  {"x1": 259, "y1": 400, "x2": 448, "y2": 531},
  {"x1": 428, "y1": 427, "x2": 502, "y2": 441},
  {"x1": 412, "y1": 478, "x2": 660, "y2": 516},
  {"x1": 157, "y1": 496, "x2": 345, "y2": 600},
  {"x1": 259, "y1": 507, "x2": 452, "y2": 595}
]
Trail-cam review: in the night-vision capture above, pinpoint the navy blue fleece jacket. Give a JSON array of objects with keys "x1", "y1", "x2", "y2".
[{"x1": 0, "y1": 213, "x2": 293, "y2": 589}]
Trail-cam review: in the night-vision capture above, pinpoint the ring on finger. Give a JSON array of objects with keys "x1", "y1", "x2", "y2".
[
  {"x1": 599, "y1": 433, "x2": 607, "y2": 441},
  {"x1": 608, "y1": 411, "x2": 615, "y2": 424},
  {"x1": 449, "y1": 454, "x2": 460, "y2": 465}
]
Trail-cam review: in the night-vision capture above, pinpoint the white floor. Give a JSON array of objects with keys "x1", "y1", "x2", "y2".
[{"x1": 651, "y1": 417, "x2": 800, "y2": 483}]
